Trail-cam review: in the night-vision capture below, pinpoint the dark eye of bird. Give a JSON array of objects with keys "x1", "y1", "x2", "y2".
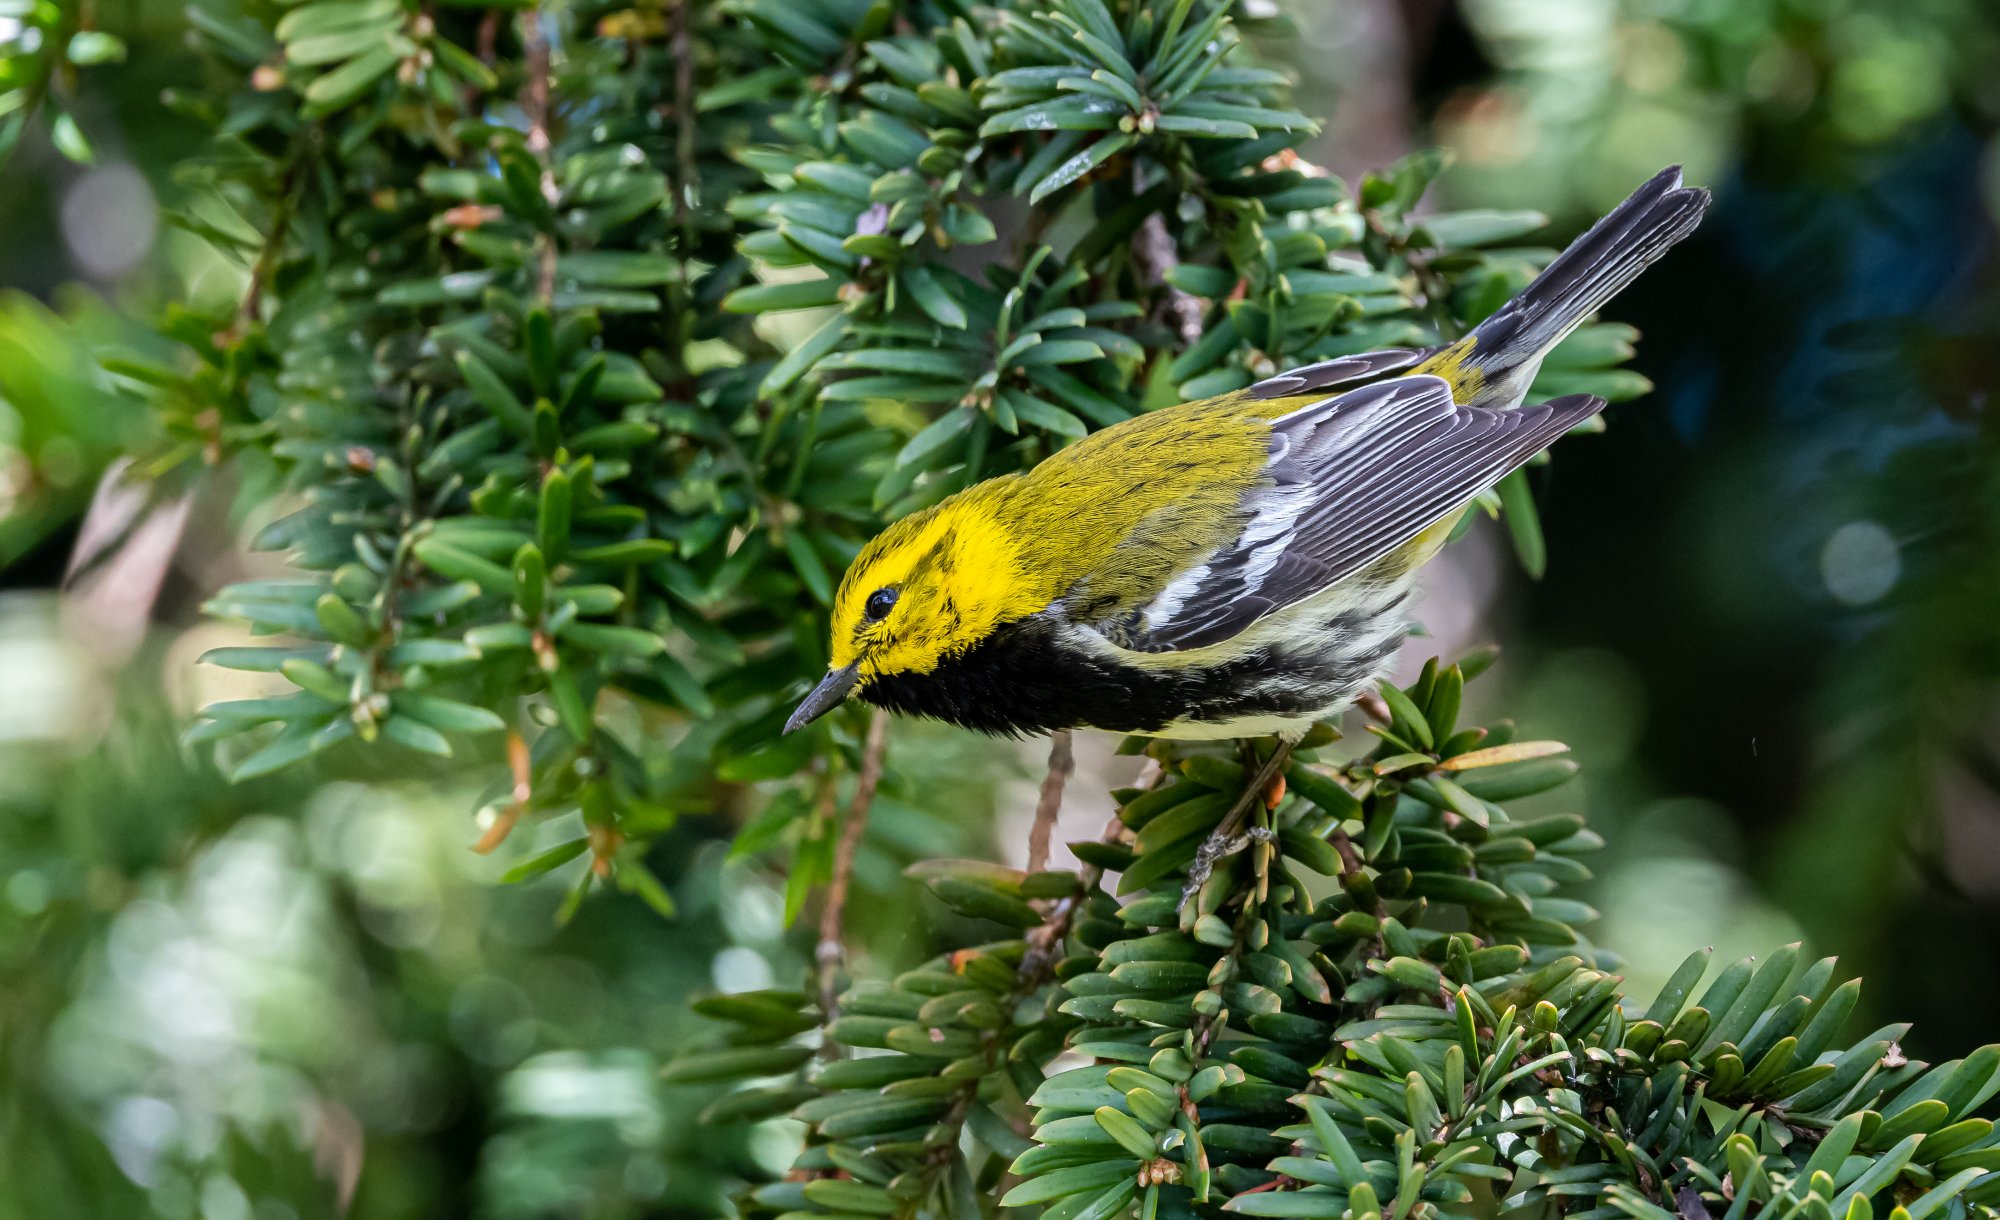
[{"x1": 863, "y1": 587, "x2": 898, "y2": 621}]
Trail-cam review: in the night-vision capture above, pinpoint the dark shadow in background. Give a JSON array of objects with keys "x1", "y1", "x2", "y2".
[{"x1": 1517, "y1": 119, "x2": 2000, "y2": 1056}]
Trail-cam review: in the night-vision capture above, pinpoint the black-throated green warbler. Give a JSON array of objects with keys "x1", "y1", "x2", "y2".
[{"x1": 787, "y1": 166, "x2": 1709, "y2": 742}]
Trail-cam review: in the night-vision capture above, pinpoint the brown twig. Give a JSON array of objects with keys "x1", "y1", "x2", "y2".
[
  {"x1": 1019, "y1": 763, "x2": 1152, "y2": 983},
  {"x1": 1331, "y1": 822, "x2": 1366, "y2": 876},
  {"x1": 519, "y1": 9, "x2": 561, "y2": 302},
  {"x1": 1134, "y1": 210, "x2": 1206, "y2": 347},
  {"x1": 473, "y1": 731, "x2": 535, "y2": 854},
  {"x1": 475, "y1": 7, "x2": 499, "y2": 64},
  {"x1": 1026, "y1": 730, "x2": 1074, "y2": 873},
  {"x1": 815, "y1": 710, "x2": 890, "y2": 1020},
  {"x1": 237, "y1": 139, "x2": 315, "y2": 328},
  {"x1": 658, "y1": 0, "x2": 701, "y2": 404},
  {"x1": 1170, "y1": 765, "x2": 1285, "y2": 1198},
  {"x1": 1130, "y1": 161, "x2": 1205, "y2": 346},
  {"x1": 456, "y1": 8, "x2": 500, "y2": 109},
  {"x1": 667, "y1": 0, "x2": 697, "y2": 238}
]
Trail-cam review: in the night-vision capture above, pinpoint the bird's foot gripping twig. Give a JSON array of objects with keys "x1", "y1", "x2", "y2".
[{"x1": 1178, "y1": 740, "x2": 1294, "y2": 911}]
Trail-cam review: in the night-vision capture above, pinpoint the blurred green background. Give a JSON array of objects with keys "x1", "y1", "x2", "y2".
[{"x1": 3, "y1": 0, "x2": 1999, "y2": 1215}]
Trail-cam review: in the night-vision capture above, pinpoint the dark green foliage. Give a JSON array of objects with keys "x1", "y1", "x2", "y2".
[
  {"x1": 28, "y1": 0, "x2": 1649, "y2": 908},
  {"x1": 676, "y1": 659, "x2": 2000, "y2": 1220},
  {"x1": 15, "y1": 1, "x2": 2000, "y2": 1216},
  {"x1": 0, "y1": 0, "x2": 122, "y2": 164}
]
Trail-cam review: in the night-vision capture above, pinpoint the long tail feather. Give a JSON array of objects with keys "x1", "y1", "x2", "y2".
[{"x1": 1470, "y1": 165, "x2": 1710, "y2": 367}]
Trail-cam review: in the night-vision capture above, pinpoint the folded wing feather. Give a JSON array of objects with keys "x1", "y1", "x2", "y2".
[{"x1": 1111, "y1": 375, "x2": 1606, "y2": 652}]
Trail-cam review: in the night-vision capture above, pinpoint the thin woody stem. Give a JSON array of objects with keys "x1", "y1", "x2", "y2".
[
  {"x1": 1131, "y1": 162, "x2": 1205, "y2": 347},
  {"x1": 237, "y1": 137, "x2": 314, "y2": 328},
  {"x1": 475, "y1": 8, "x2": 498, "y2": 64},
  {"x1": 1330, "y1": 822, "x2": 1366, "y2": 876},
  {"x1": 815, "y1": 709, "x2": 890, "y2": 1021},
  {"x1": 1026, "y1": 729, "x2": 1074, "y2": 873},
  {"x1": 1171, "y1": 777, "x2": 1282, "y2": 1193},
  {"x1": 520, "y1": 8, "x2": 560, "y2": 302},
  {"x1": 923, "y1": 805, "x2": 1136, "y2": 1207},
  {"x1": 1135, "y1": 210, "x2": 1206, "y2": 347},
  {"x1": 668, "y1": 0, "x2": 697, "y2": 238},
  {"x1": 1020, "y1": 759, "x2": 1155, "y2": 978}
]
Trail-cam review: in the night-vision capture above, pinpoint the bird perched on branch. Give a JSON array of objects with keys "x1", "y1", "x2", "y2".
[{"x1": 786, "y1": 166, "x2": 1709, "y2": 743}]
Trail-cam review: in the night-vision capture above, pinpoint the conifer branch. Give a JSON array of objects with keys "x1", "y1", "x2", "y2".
[{"x1": 63, "y1": 1, "x2": 2000, "y2": 1216}]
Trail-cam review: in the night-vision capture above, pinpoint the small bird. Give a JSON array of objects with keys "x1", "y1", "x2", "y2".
[{"x1": 786, "y1": 166, "x2": 1709, "y2": 743}]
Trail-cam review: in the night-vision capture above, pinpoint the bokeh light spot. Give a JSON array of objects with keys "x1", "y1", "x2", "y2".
[
  {"x1": 1520, "y1": 648, "x2": 1648, "y2": 768},
  {"x1": 6, "y1": 868, "x2": 50, "y2": 915},
  {"x1": 103, "y1": 1096, "x2": 179, "y2": 1187},
  {"x1": 711, "y1": 945, "x2": 774, "y2": 994},
  {"x1": 60, "y1": 163, "x2": 158, "y2": 280},
  {"x1": 1821, "y1": 520, "x2": 1900, "y2": 606},
  {"x1": 199, "y1": 1173, "x2": 253, "y2": 1220}
]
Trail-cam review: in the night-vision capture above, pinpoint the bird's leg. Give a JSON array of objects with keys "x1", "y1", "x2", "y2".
[{"x1": 1178, "y1": 738, "x2": 1295, "y2": 910}]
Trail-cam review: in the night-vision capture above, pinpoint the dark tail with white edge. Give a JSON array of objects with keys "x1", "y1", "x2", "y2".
[{"x1": 1469, "y1": 165, "x2": 1710, "y2": 372}]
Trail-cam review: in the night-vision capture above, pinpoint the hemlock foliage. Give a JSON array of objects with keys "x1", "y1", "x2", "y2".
[
  {"x1": 24, "y1": 0, "x2": 1635, "y2": 893},
  {"x1": 675, "y1": 660, "x2": 2000, "y2": 1219},
  {"x1": 7, "y1": 0, "x2": 1997, "y2": 1216}
]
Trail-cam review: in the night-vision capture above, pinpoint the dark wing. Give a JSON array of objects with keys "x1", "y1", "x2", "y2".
[
  {"x1": 1119, "y1": 376, "x2": 1605, "y2": 652},
  {"x1": 1244, "y1": 347, "x2": 1425, "y2": 400}
]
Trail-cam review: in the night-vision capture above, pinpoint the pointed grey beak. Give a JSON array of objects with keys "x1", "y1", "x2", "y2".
[{"x1": 784, "y1": 664, "x2": 860, "y2": 734}]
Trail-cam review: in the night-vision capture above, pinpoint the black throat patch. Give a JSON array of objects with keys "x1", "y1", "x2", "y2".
[{"x1": 854, "y1": 614, "x2": 1378, "y2": 738}]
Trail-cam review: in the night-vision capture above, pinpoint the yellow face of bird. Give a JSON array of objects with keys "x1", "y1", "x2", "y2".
[{"x1": 827, "y1": 494, "x2": 1040, "y2": 685}]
